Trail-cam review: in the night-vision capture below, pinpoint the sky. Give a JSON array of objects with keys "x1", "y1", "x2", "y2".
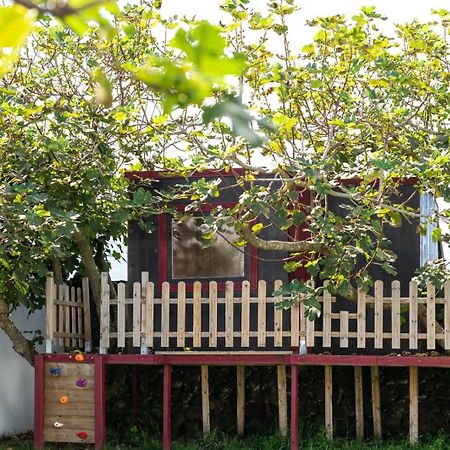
[{"x1": 110, "y1": 0, "x2": 450, "y2": 280}]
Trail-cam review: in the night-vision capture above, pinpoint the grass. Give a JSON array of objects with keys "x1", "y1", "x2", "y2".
[{"x1": 2, "y1": 430, "x2": 450, "y2": 450}]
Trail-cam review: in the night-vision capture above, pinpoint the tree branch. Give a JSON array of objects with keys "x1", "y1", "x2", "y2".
[
  {"x1": 14, "y1": 0, "x2": 102, "y2": 18},
  {"x1": 0, "y1": 295, "x2": 36, "y2": 366}
]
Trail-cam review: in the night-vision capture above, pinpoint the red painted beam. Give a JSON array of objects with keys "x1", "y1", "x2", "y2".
[
  {"x1": 290, "y1": 354, "x2": 450, "y2": 368},
  {"x1": 43, "y1": 353, "x2": 96, "y2": 363},
  {"x1": 33, "y1": 355, "x2": 45, "y2": 449},
  {"x1": 103, "y1": 353, "x2": 291, "y2": 366},
  {"x1": 163, "y1": 365, "x2": 172, "y2": 450},
  {"x1": 290, "y1": 365, "x2": 298, "y2": 450},
  {"x1": 94, "y1": 355, "x2": 106, "y2": 450}
]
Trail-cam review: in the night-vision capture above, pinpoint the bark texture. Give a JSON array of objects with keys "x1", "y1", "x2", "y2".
[{"x1": 0, "y1": 295, "x2": 36, "y2": 366}]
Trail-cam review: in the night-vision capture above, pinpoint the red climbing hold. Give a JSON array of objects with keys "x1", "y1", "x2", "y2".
[{"x1": 76, "y1": 431, "x2": 88, "y2": 440}]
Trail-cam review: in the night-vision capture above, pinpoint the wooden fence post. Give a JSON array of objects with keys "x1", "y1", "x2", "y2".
[
  {"x1": 237, "y1": 366, "x2": 245, "y2": 435},
  {"x1": 277, "y1": 366, "x2": 288, "y2": 437},
  {"x1": 409, "y1": 367, "x2": 419, "y2": 444},
  {"x1": 324, "y1": 365, "x2": 333, "y2": 439},
  {"x1": 354, "y1": 366, "x2": 364, "y2": 440},
  {"x1": 201, "y1": 366, "x2": 210, "y2": 433},
  {"x1": 371, "y1": 366, "x2": 382, "y2": 439}
]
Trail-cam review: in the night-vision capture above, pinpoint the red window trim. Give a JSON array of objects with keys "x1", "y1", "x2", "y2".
[{"x1": 158, "y1": 202, "x2": 258, "y2": 292}]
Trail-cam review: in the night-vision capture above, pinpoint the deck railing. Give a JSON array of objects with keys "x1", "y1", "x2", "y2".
[
  {"x1": 45, "y1": 276, "x2": 92, "y2": 353},
  {"x1": 97, "y1": 273, "x2": 450, "y2": 354}
]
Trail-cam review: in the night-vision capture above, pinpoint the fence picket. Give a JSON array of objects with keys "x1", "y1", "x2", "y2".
[
  {"x1": 374, "y1": 280, "x2": 383, "y2": 349},
  {"x1": 323, "y1": 282, "x2": 332, "y2": 348},
  {"x1": 357, "y1": 289, "x2": 366, "y2": 348},
  {"x1": 145, "y1": 282, "x2": 155, "y2": 348},
  {"x1": 161, "y1": 282, "x2": 170, "y2": 348},
  {"x1": 274, "y1": 280, "x2": 283, "y2": 347},
  {"x1": 117, "y1": 283, "x2": 126, "y2": 348},
  {"x1": 177, "y1": 282, "x2": 186, "y2": 348},
  {"x1": 257, "y1": 280, "x2": 266, "y2": 347},
  {"x1": 133, "y1": 282, "x2": 141, "y2": 348},
  {"x1": 225, "y1": 281, "x2": 234, "y2": 348},
  {"x1": 209, "y1": 282, "x2": 218, "y2": 348},
  {"x1": 445, "y1": 281, "x2": 450, "y2": 350},
  {"x1": 340, "y1": 311, "x2": 349, "y2": 348},
  {"x1": 82, "y1": 277, "x2": 92, "y2": 351},
  {"x1": 290, "y1": 298, "x2": 299, "y2": 348},
  {"x1": 100, "y1": 273, "x2": 110, "y2": 353},
  {"x1": 409, "y1": 281, "x2": 418, "y2": 350},
  {"x1": 427, "y1": 283, "x2": 436, "y2": 350},
  {"x1": 391, "y1": 281, "x2": 401, "y2": 349},
  {"x1": 193, "y1": 281, "x2": 202, "y2": 348},
  {"x1": 241, "y1": 281, "x2": 250, "y2": 348}
]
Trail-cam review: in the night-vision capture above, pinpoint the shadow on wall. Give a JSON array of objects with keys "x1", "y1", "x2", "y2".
[{"x1": 0, "y1": 307, "x2": 45, "y2": 437}]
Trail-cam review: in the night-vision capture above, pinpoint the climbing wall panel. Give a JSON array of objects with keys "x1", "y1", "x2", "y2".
[{"x1": 43, "y1": 362, "x2": 95, "y2": 444}]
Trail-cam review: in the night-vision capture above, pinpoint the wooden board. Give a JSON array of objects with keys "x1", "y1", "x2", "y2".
[
  {"x1": 391, "y1": 281, "x2": 401, "y2": 349},
  {"x1": 209, "y1": 282, "x2": 218, "y2": 348},
  {"x1": 257, "y1": 280, "x2": 266, "y2": 347},
  {"x1": 177, "y1": 282, "x2": 186, "y2": 348},
  {"x1": 43, "y1": 427, "x2": 95, "y2": 444},
  {"x1": 274, "y1": 280, "x2": 283, "y2": 347},
  {"x1": 193, "y1": 282, "x2": 202, "y2": 348},
  {"x1": 324, "y1": 365, "x2": 333, "y2": 439},
  {"x1": 357, "y1": 289, "x2": 366, "y2": 348},
  {"x1": 44, "y1": 363, "x2": 94, "y2": 378},
  {"x1": 277, "y1": 366, "x2": 287, "y2": 437},
  {"x1": 45, "y1": 388, "x2": 94, "y2": 404},
  {"x1": 427, "y1": 284, "x2": 435, "y2": 350},
  {"x1": 354, "y1": 366, "x2": 364, "y2": 440},
  {"x1": 45, "y1": 402, "x2": 95, "y2": 417},
  {"x1": 241, "y1": 281, "x2": 250, "y2": 348},
  {"x1": 201, "y1": 365, "x2": 210, "y2": 433},
  {"x1": 409, "y1": 281, "x2": 418, "y2": 350},
  {"x1": 374, "y1": 281, "x2": 383, "y2": 349},
  {"x1": 45, "y1": 376, "x2": 94, "y2": 391},
  {"x1": 371, "y1": 366, "x2": 382, "y2": 439},
  {"x1": 409, "y1": 366, "x2": 419, "y2": 444},
  {"x1": 237, "y1": 366, "x2": 245, "y2": 435}
]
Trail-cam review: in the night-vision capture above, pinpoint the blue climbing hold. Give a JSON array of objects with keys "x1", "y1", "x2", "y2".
[{"x1": 49, "y1": 368, "x2": 62, "y2": 376}]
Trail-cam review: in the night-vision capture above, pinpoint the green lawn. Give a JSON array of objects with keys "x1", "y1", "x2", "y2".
[{"x1": 2, "y1": 431, "x2": 450, "y2": 450}]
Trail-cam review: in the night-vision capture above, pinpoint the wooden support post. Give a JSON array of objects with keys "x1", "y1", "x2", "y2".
[
  {"x1": 131, "y1": 366, "x2": 139, "y2": 412},
  {"x1": 237, "y1": 366, "x2": 245, "y2": 436},
  {"x1": 371, "y1": 366, "x2": 382, "y2": 439},
  {"x1": 290, "y1": 365, "x2": 299, "y2": 450},
  {"x1": 409, "y1": 367, "x2": 419, "y2": 444},
  {"x1": 33, "y1": 355, "x2": 45, "y2": 449},
  {"x1": 354, "y1": 366, "x2": 364, "y2": 440},
  {"x1": 277, "y1": 366, "x2": 288, "y2": 437},
  {"x1": 201, "y1": 365, "x2": 210, "y2": 433},
  {"x1": 163, "y1": 365, "x2": 172, "y2": 450},
  {"x1": 324, "y1": 365, "x2": 333, "y2": 440},
  {"x1": 94, "y1": 355, "x2": 106, "y2": 450}
]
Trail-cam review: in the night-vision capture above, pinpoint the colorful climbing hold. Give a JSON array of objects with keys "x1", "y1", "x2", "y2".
[
  {"x1": 59, "y1": 395, "x2": 69, "y2": 404},
  {"x1": 74, "y1": 353, "x2": 85, "y2": 362},
  {"x1": 49, "y1": 368, "x2": 62, "y2": 376},
  {"x1": 76, "y1": 431, "x2": 88, "y2": 440},
  {"x1": 76, "y1": 378, "x2": 88, "y2": 388},
  {"x1": 54, "y1": 422, "x2": 63, "y2": 428}
]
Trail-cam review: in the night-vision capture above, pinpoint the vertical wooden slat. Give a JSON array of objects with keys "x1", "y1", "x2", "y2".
[
  {"x1": 201, "y1": 366, "x2": 210, "y2": 433},
  {"x1": 133, "y1": 282, "x2": 141, "y2": 348},
  {"x1": 209, "y1": 281, "x2": 217, "y2": 348},
  {"x1": 324, "y1": 365, "x2": 333, "y2": 440},
  {"x1": 427, "y1": 283, "x2": 436, "y2": 350},
  {"x1": 323, "y1": 283, "x2": 332, "y2": 348},
  {"x1": 161, "y1": 282, "x2": 170, "y2": 348},
  {"x1": 290, "y1": 365, "x2": 299, "y2": 450},
  {"x1": 141, "y1": 272, "x2": 149, "y2": 355},
  {"x1": 257, "y1": 280, "x2": 266, "y2": 347},
  {"x1": 64, "y1": 285, "x2": 70, "y2": 348},
  {"x1": 100, "y1": 272, "x2": 110, "y2": 353},
  {"x1": 290, "y1": 297, "x2": 299, "y2": 348},
  {"x1": 409, "y1": 280, "x2": 418, "y2": 350},
  {"x1": 225, "y1": 281, "x2": 234, "y2": 348},
  {"x1": 82, "y1": 277, "x2": 92, "y2": 352},
  {"x1": 340, "y1": 311, "x2": 349, "y2": 348},
  {"x1": 76, "y1": 287, "x2": 83, "y2": 348},
  {"x1": 58, "y1": 284, "x2": 64, "y2": 348},
  {"x1": 70, "y1": 287, "x2": 77, "y2": 347},
  {"x1": 117, "y1": 283, "x2": 126, "y2": 348},
  {"x1": 277, "y1": 366, "x2": 288, "y2": 437},
  {"x1": 357, "y1": 288, "x2": 366, "y2": 349},
  {"x1": 409, "y1": 366, "x2": 419, "y2": 444},
  {"x1": 354, "y1": 366, "x2": 364, "y2": 440},
  {"x1": 306, "y1": 310, "x2": 315, "y2": 348},
  {"x1": 445, "y1": 281, "x2": 450, "y2": 350},
  {"x1": 193, "y1": 281, "x2": 202, "y2": 348},
  {"x1": 177, "y1": 282, "x2": 186, "y2": 348},
  {"x1": 371, "y1": 366, "x2": 382, "y2": 439},
  {"x1": 300, "y1": 300, "x2": 306, "y2": 352},
  {"x1": 237, "y1": 366, "x2": 245, "y2": 435},
  {"x1": 391, "y1": 280, "x2": 401, "y2": 349},
  {"x1": 241, "y1": 281, "x2": 250, "y2": 348},
  {"x1": 374, "y1": 280, "x2": 383, "y2": 349},
  {"x1": 274, "y1": 280, "x2": 283, "y2": 347},
  {"x1": 163, "y1": 365, "x2": 172, "y2": 450},
  {"x1": 45, "y1": 276, "x2": 54, "y2": 353},
  {"x1": 145, "y1": 282, "x2": 155, "y2": 348}
]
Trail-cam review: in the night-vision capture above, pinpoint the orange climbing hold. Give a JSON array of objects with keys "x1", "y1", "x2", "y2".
[
  {"x1": 59, "y1": 395, "x2": 69, "y2": 404},
  {"x1": 74, "y1": 353, "x2": 85, "y2": 362}
]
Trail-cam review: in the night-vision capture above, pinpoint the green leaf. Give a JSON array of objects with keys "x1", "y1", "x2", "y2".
[
  {"x1": 203, "y1": 97, "x2": 264, "y2": 147},
  {"x1": 0, "y1": 5, "x2": 36, "y2": 77}
]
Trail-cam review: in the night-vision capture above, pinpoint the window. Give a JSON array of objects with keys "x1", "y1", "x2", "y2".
[{"x1": 171, "y1": 216, "x2": 245, "y2": 279}]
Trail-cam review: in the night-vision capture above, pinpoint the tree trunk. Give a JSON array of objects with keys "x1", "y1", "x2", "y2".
[
  {"x1": 72, "y1": 231, "x2": 101, "y2": 316},
  {"x1": 0, "y1": 295, "x2": 36, "y2": 366}
]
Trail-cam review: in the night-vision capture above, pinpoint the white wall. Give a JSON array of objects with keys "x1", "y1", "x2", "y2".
[{"x1": 0, "y1": 307, "x2": 45, "y2": 437}]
